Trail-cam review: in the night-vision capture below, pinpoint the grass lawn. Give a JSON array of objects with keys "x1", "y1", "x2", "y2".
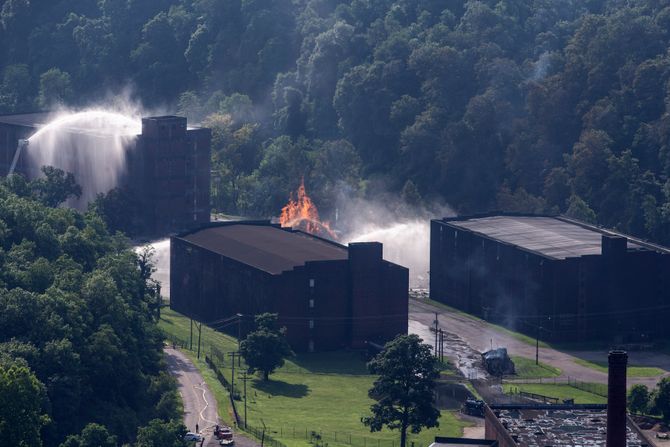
[
  {"x1": 510, "y1": 356, "x2": 561, "y2": 379},
  {"x1": 573, "y1": 358, "x2": 666, "y2": 378},
  {"x1": 502, "y1": 383, "x2": 607, "y2": 404},
  {"x1": 160, "y1": 308, "x2": 471, "y2": 447}
]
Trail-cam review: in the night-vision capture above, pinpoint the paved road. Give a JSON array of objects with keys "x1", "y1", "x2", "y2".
[
  {"x1": 409, "y1": 298, "x2": 670, "y2": 387},
  {"x1": 165, "y1": 347, "x2": 261, "y2": 447},
  {"x1": 165, "y1": 347, "x2": 220, "y2": 446}
]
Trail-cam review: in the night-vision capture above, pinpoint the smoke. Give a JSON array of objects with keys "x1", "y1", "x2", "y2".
[
  {"x1": 531, "y1": 51, "x2": 552, "y2": 81},
  {"x1": 337, "y1": 193, "x2": 455, "y2": 289}
]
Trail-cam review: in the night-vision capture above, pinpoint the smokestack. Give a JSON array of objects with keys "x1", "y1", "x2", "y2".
[{"x1": 607, "y1": 350, "x2": 628, "y2": 447}]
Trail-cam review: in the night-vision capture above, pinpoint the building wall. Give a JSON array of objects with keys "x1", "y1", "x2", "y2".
[
  {"x1": 170, "y1": 231, "x2": 409, "y2": 352},
  {"x1": 170, "y1": 237, "x2": 273, "y2": 324},
  {"x1": 430, "y1": 219, "x2": 670, "y2": 343},
  {"x1": 135, "y1": 117, "x2": 211, "y2": 235},
  {"x1": 483, "y1": 406, "x2": 517, "y2": 447},
  {"x1": 350, "y1": 243, "x2": 409, "y2": 349},
  {"x1": 275, "y1": 260, "x2": 350, "y2": 351}
]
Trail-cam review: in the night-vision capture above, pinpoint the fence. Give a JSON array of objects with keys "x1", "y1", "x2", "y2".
[
  {"x1": 250, "y1": 425, "x2": 411, "y2": 447},
  {"x1": 567, "y1": 377, "x2": 608, "y2": 397},
  {"x1": 507, "y1": 388, "x2": 560, "y2": 404},
  {"x1": 503, "y1": 376, "x2": 608, "y2": 398},
  {"x1": 245, "y1": 424, "x2": 288, "y2": 447}
]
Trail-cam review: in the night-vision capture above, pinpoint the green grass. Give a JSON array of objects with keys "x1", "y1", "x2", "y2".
[
  {"x1": 160, "y1": 308, "x2": 472, "y2": 447},
  {"x1": 510, "y1": 356, "x2": 562, "y2": 379},
  {"x1": 502, "y1": 383, "x2": 607, "y2": 404},
  {"x1": 573, "y1": 358, "x2": 666, "y2": 378}
]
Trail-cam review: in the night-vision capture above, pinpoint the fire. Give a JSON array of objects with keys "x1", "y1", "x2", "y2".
[{"x1": 279, "y1": 179, "x2": 338, "y2": 239}]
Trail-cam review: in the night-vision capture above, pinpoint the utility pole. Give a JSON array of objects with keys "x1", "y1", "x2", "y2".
[
  {"x1": 439, "y1": 329, "x2": 445, "y2": 363},
  {"x1": 237, "y1": 313, "x2": 243, "y2": 350},
  {"x1": 240, "y1": 372, "x2": 249, "y2": 428},
  {"x1": 237, "y1": 313, "x2": 244, "y2": 367},
  {"x1": 535, "y1": 325, "x2": 541, "y2": 365},
  {"x1": 196, "y1": 321, "x2": 202, "y2": 359},
  {"x1": 190, "y1": 318, "x2": 193, "y2": 351},
  {"x1": 434, "y1": 312, "x2": 438, "y2": 357},
  {"x1": 229, "y1": 352, "x2": 239, "y2": 395}
]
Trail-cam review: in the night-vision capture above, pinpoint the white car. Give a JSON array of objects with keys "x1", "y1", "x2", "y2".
[{"x1": 184, "y1": 432, "x2": 204, "y2": 442}]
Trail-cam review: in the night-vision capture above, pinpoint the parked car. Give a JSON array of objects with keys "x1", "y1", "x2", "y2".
[{"x1": 184, "y1": 432, "x2": 203, "y2": 442}]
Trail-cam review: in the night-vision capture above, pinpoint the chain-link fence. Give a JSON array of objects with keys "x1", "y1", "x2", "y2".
[{"x1": 503, "y1": 376, "x2": 608, "y2": 398}]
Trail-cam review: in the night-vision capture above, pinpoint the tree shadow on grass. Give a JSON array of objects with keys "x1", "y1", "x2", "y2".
[
  {"x1": 254, "y1": 379, "x2": 310, "y2": 398},
  {"x1": 291, "y1": 351, "x2": 370, "y2": 375}
]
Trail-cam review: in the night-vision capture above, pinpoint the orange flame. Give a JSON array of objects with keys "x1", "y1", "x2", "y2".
[{"x1": 279, "y1": 179, "x2": 337, "y2": 239}]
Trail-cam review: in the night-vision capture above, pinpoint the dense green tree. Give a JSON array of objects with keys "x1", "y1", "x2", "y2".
[
  {"x1": 240, "y1": 313, "x2": 293, "y2": 380},
  {"x1": 31, "y1": 166, "x2": 82, "y2": 208},
  {"x1": 59, "y1": 423, "x2": 117, "y2": 447},
  {"x1": 655, "y1": 377, "x2": 670, "y2": 421},
  {"x1": 362, "y1": 334, "x2": 440, "y2": 447},
  {"x1": 628, "y1": 384, "x2": 650, "y2": 415},
  {"x1": 0, "y1": 360, "x2": 48, "y2": 447},
  {"x1": 4, "y1": 0, "x2": 670, "y2": 247},
  {"x1": 0, "y1": 175, "x2": 175, "y2": 446},
  {"x1": 135, "y1": 419, "x2": 188, "y2": 447},
  {"x1": 38, "y1": 68, "x2": 73, "y2": 108}
]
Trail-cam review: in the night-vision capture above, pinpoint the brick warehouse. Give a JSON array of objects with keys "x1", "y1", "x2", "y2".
[
  {"x1": 0, "y1": 112, "x2": 210, "y2": 235},
  {"x1": 170, "y1": 221, "x2": 409, "y2": 352},
  {"x1": 430, "y1": 213, "x2": 670, "y2": 343}
]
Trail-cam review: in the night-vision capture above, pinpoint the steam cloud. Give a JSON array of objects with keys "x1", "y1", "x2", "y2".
[
  {"x1": 337, "y1": 194, "x2": 455, "y2": 289},
  {"x1": 15, "y1": 93, "x2": 162, "y2": 208}
]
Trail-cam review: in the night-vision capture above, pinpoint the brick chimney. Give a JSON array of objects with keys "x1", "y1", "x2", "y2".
[{"x1": 607, "y1": 350, "x2": 628, "y2": 447}]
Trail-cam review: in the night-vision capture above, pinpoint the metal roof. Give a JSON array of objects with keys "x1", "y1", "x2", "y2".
[
  {"x1": 440, "y1": 215, "x2": 656, "y2": 260},
  {"x1": 179, "y1": 223, "x2": 349, "y2": 275},
  {"x1": 0, "y1": 112, "x2": 52, "y2": 128}
]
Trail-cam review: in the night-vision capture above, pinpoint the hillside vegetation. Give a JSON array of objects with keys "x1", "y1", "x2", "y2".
[
  {"x1": 0, "y1": 172, "x2": 182, "y2": 446},
  {"x1": 3, "y1": 0, "x2": 670, "y2": 242}
]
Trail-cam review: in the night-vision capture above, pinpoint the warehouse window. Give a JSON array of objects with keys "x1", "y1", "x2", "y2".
[
  {"x1": 309, "y1": 279, "x2": 315, "y2": 287},
  {"x1": 309, "y1": 299, "x2": 314, "y2": 308},
  {"x1": 308, "y1": 340, "x2": 315, "y2": 352},
  {"x1": 309, "y1": 319, "x2": 314, "y2": 329}
]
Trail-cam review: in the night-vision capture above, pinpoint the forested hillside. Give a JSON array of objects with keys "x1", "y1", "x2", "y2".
[
  {"x1": 0, "y1": 171, "x2": 184, "y2": 446},
  {"x1": 2, "y1": 0, "x2": 670, "y2": 243}
]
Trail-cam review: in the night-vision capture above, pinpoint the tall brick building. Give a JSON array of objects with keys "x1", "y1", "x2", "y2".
[
  {"x1": 0, "y1": 112, "x2": 210, "y2": 235},
  {"x1": 170, "y1": 221, "x2": 409, "y2": 352},
  {"x1": 430, "y1": 213, "x2": 670, "y2": 342}
]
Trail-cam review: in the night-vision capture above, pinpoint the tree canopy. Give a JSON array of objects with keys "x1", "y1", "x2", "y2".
[
  {"x1": 0, "y1": 173, "x2": 182, "y2": 446},
  {"x1": 239, "y1": 313, "x2": 293, "y2": 381},
  {"x1": 4, "y1": 0, "x2": 670, "y2": 244},
  {"x1": 362, "y1": 334, "x2": 440, "y2": 447}
]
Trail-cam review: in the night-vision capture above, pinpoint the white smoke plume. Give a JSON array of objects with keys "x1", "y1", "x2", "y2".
[{"x1": 336, "y1": 194, "x2": 455, "y2": 289}]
